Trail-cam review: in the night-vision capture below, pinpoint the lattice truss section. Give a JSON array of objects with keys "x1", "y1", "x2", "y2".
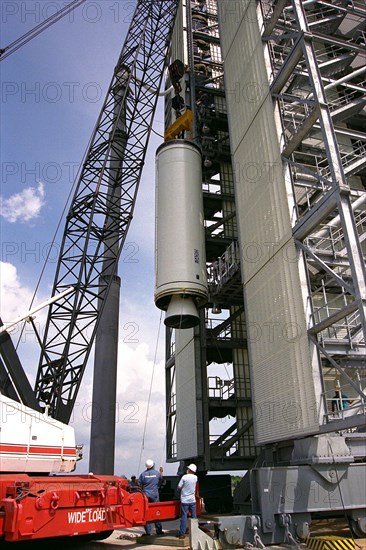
[
  {"x1": 35, "y1": 0, "x2": 179, "y2": 422},
  {"x1": 260, "y1": 0, "x2": 366, "y2": 421}
]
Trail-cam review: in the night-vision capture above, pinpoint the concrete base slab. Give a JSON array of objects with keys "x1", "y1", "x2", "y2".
[
  {"x1": 85, "y1": 517, "x2": 366, "y2": 550},
  {"x1": 89, "y1": 531, "x2": 366, "y2": 550}
]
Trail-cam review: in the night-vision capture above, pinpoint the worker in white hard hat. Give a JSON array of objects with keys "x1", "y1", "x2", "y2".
[
  {"x1": 138, "y1": 459, "x2": 164, "y2": 536},
  {"x1": 176, "y1": 464, "x2": 198, "y2": 538}
]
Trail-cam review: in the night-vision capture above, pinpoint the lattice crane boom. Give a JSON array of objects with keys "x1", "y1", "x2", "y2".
[{"x1": 34, "y1": 0, "x2": 180, "y2": 423}]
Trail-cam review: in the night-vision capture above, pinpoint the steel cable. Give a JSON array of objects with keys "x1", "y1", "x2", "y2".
[{"x1": 0, "y1": 0, "x2": 86, "y2": 62}]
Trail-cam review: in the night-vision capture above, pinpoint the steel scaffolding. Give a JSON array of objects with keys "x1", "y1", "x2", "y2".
[{"x1": 165, "y1": 0, "x2": 365, "y2": 494}]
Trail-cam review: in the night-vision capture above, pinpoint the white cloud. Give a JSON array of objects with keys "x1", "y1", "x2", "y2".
[
  {"x1": 0, "y1": 262, "x2": 35, "y2": 321},
  {"x1": 0, "y1": 261, "x2": 47, "y2": 383},
  {"x1": 0, "y1": 182, "x2": 45, "y2": 223}
]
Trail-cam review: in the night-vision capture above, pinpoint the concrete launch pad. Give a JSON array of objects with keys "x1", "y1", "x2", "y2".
[{"x1": 90, "y1": 519, "x2": 366, "y2": 550}]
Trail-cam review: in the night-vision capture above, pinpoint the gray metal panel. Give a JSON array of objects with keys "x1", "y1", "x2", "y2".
[
  {"x1": 220, "y1": 1, "x2": 320, "y2": 444},
  {"x1": 175, "y1": 328, "x2": 199, "y2": 458},
  {"x1": 217, "y1": 0, "x2": 252, "y2": 57},
  {"x1": 232, "y1": 105, "x2": 293, "y2": 281},
  {"x1": 246, "y1": 256, "x2": 319, "y2": 443},
  {"x1": 219, "y1": 4, "x2": 268, "y2": 153}
]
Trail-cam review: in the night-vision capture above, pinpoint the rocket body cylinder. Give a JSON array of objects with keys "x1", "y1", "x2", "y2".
[{"x1": 155, "y1": 140, "x2": 208, "y2": 328}]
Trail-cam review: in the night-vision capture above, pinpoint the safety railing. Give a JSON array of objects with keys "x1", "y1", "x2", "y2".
[
  {"x1": 311, "y1": 285, "x2": 363, "y2": 344},
  {"x1": 208, "y1": 376, "x2": 235, "y2": 400},
  {"x1": 327, "y1": 87, "x2": 366, "y2": 111},
  {"x1": 207, "y1": 241, "x2": 240, "y2": 293},
  {"x1": 307, "y1": 209, "x2": 366, "y2": 257},
  {"x1": 318, "y1": 140, "x2": 366, "y2": 178}
]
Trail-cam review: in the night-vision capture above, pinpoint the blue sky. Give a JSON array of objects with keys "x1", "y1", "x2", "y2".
[{"x1": 1, "y1": 0, "x2": 173, "y2": 476}]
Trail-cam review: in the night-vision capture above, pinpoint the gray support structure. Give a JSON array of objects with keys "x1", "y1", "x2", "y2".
[
  {"x1": 166, "y1": 0, "x2": 366, "y2": 540},
  {"x1": 164, "y1": 0, "x2": 258, "y2": 483},
  {"x1": 256, "y1": 0, "x2": 366, "y2": 433},
  {"x1": 217, "y1": 0, "x2": 365, "y2": 541}
]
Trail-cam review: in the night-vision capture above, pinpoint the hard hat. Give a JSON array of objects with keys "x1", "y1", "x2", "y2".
[
  {"x1": 187, "y1": 463, "x2": 197, "y2": 473},
  {"x1": 145, "y1": 459, "x2": 154, "y2": 469}
]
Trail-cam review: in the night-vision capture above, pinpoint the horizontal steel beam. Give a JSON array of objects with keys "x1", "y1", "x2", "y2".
[{"x1": 293, "y1": 189, "x2": 338, "y2": 240}]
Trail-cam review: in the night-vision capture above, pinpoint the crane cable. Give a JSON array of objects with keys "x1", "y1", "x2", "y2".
[
  {"x1": 137, "y1": 310, "x2": 164, "y2": 475},
  {"x1": 0, "y1": 0, "x2": 87, "y2": 62}
]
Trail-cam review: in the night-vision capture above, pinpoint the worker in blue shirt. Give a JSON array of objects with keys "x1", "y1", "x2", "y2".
[
  {"x1": 331, "y1": 389, "x2": 352, "y2": 413},
  {"x1": 138, "y1": 459, "x2": 164, "y2": 535},
  {"x1": 177, "y1": 464, "x2": 198, "y2": 538}
]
